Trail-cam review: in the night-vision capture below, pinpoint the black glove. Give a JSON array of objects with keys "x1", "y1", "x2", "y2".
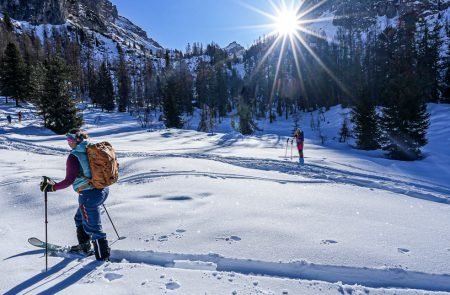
[{"x1": 40, "y1": 177, "x2": 56, "y2": 193}]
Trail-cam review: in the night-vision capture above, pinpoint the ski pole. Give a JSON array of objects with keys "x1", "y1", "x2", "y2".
[
  {"x1": 285, "y1": 138, "x2": 289, "y2": 158},
  {"x1": 42, "y1": 176, "x2": 49, "y2": 272},
  {"x1": 290, "y1": 139, "x2": 293, "y2": 160},
  {"x1": 103, "y1": 204, "x2": 126, "y2": 240}
]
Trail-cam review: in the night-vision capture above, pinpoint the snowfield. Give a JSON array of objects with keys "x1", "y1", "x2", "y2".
[{"x1": 1, "y1": 100, "x2": 450, "y2": 294}]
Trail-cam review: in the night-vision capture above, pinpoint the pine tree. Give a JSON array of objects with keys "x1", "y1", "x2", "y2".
[
  {"x1": 96, "y1": 62, "x2": 115, "y2": 112},
  {"x1": 26, "y1": 62, "x2": 46, "y2": 102},
  {"x1": 352, "y1": 84, "x2": 380, "y2": 150},
  {"x1": 162, "y1": 74, "x2": 183, "y2": 128},
  {"x1": 39, "y1": 57, "x2": 82, "y2": 134},
  {"x1": 443, "y1": 41, "x2": 450, "y2": 103},
  {"x1": 380, "y1": 13, "x2": 430, "y2": 160},
  {"x1": 238, "y1": 86, "x2": 256, "y2": 135},
  {"x1": 0, "y1": 43, "x2": 26, "y2": 106},
  {"x1": 117, "y1": 50, "x2": 130, "y2": 112},
  {"x1": 165, "y1": 50, "x2": 171, "y2": 69},
  {"x1": 3, "y1": 13, "x2": 14, "y2": 32}
]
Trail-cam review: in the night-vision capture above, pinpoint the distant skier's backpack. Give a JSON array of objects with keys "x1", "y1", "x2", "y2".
[{"x1": 86, "y1": 142, "x2": 119, "y2": 189}]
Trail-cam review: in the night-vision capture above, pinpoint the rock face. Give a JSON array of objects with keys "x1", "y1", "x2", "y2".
[
  {"x1": 303, "y1": 0, "x2": 450, "y2": 31},
  {"x1": 225, "y1": 41, "x2": 245, "y2": 57},
  {"x1": 0, "y1": 0, "x2": 67, "y2": 24},
  {"x1": 0, "y1": 0, "x2": 163, "y2": 51}
]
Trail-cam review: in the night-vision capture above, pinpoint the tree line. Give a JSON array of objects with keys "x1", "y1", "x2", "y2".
[{"x1": 1, "y1": 11, "x2": 449, "y2": 160}]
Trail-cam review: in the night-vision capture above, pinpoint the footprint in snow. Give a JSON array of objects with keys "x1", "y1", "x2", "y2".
[
  {"x1": 216, "y1": 235, "x2": 242, "y2": 243},
  {"x1": 158, "y1": 235, "x2": 169, "y2": 242},
  {"x1": 103, "y1": 273, "x2": 123, "y2": 282},
  {"x1": 398, "y1": 248, "x2": 410, "y2": 254},
  {"x1": 321, "y1": 240, "x2": 338, "y2": 245},
  {"x1": 165, "y1": 281, "x2": 181, "y2": 290}
]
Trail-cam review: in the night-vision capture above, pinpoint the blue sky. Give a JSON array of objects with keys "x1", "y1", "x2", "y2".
[{"x1": 111, "y1": 0, "x2": 276, "y2": 50}]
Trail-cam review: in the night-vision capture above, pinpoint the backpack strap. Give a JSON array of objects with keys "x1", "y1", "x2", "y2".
[{"x1": 76, "y1": 175, "x2": 94, "y2": 193}]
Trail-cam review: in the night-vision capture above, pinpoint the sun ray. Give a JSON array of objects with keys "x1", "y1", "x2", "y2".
[
  {"x1": 297, "y1": 0, "x2": 328, "y2": 20},
  {"x1": 288, "y1": 34, "x2": 306, "y2": 94},
  {"x1": 249, "y1": 35, "x2": 283, "y2": 81},
  {"x1": 298, "y1": 16, "x2": 338, "y2": 25},
  {"x1": 267, "y1": 0, "x2": 282, "y2": 16},
  {"x1": 297, "y1": 26, "x2": 331, "y2": 42},
  {"x1": 235, "y1": 0, "x2": 278, "y2": 21},
  {"x1": 293, "y1": 31, "x2": 351, "y2": 96},
  {"x1": 270, "y1": 35, "x2": 288, "y2": 102},
  {"x1": 235, "y1": 0, "x2": 348, "y2": 109}
]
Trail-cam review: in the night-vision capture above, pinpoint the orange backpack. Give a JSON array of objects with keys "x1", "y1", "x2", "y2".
[{"x1": 86, "y1": 142, "x2": 119, "y2": 189}]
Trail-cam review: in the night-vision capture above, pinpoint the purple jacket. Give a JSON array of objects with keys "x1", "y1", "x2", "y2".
[{"x1": 54, "y1": 154, "x2": 80, "y2": 191}]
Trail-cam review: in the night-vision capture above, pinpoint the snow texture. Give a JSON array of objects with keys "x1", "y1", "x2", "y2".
[{"x1": 0, "y1": 98, "x2": 450, "y2": 294}]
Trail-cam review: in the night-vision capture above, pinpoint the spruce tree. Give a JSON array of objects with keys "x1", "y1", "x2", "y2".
[
  {"x1": 442, "y1": 39, "x2": 450, "y2": 103},
  {"x1": 162, "y1": 74, "x2": 182, "y2": 128},
  {"x1": 380, "y1": 13, "x2": 430, "y2": 160},
  {"x1": 117, "y1": 50, "x2": 130, "y2": 112},
  {"x1": 40, "y1": 57, "x2": 82, "y2": 134},
  {"x1": 96, "y1": 62, "x2": 115, "y2": 112},
  {"x1": 3, "y1": 13, "x2": 14, "y2": 32},
  {"x1": 238, "y1": 86, "x2": 256, "y2": 135},
  {"x1": 352, "y1": 84, "x2": 380, "y2": 150},
  {"x1": 0, "y1": 43, "x2": 26, "y2": 106}
]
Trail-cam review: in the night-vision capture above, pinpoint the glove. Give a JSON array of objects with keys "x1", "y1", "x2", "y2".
[{"x1": 40, "y1": 177, "x2": 56, "y2": 193}]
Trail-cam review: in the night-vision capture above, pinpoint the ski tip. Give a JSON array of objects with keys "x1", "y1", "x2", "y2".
[
  {"x1": 28, "y1": 237, "x2": 40, "y2": 243},
  {"x1": 118, "y1": 237, "x2": 127, "y2": 240}
]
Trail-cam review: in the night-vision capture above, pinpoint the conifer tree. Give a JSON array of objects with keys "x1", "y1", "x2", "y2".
[
  {"x1": 0, "y1": 43, "x2": 26, "y2": 106},
  {"x1": 117, "y1": 47, "x2": 130, "y2": 112},
  {"x1": 40, "y1": 57, "x2": 82, "y2": 134},
  {"x1": 162, "y1": 74, "x2": 183, "y2": 128},
  {"x1": 238, "y1": 86, "x2": 256, "y2": 135},
  {"x1": 96, "y1": 62, "x2": 115, "y2": 112},
  {"x1": 3, "y1": 13, "x2": 14, "y2": 32},
  {"x1": 380, "y1": 13, "x2": 430, "y2": 160},
  {"x1": 352, "y1": 84, "x2": 380, "y2": 150}
]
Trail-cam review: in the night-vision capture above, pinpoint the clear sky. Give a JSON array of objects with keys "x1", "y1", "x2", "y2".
[{"x1": 111, "y1": 0, "x2": 277, "y2": 50}]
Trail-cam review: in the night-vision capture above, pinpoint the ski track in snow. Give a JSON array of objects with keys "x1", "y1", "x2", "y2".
[
  {"x1": 108, "y1": 249, "x2": 450, "y2": 292},
  {"x1": 2, "y1": 126, "x2": 450, "y2": 293},
  {"x1": 7, "y1": 248, "x2": 449, "y2": 293},
  {"x1": 1, "y1": 135, "x2": 449, "y2": 204},
  {"x1": 117, "y1": 151, "x2": 450, "y2": 205}
]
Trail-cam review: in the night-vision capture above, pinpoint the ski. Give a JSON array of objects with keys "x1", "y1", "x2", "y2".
[{"x1": 28, "y1": 237, "x2": 94, "y2": 257}]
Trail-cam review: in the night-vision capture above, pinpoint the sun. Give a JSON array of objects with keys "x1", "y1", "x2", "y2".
[{"x1": 275, "y1": 9, "x2": 299, "y2": 36}]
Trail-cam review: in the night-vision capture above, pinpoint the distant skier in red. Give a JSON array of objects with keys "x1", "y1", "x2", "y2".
[{"x1": 294, "y1": 128, "x2": 305, "y2": 165}]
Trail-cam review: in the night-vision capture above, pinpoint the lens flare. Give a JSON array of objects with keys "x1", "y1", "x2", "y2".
[
  {"x1": 275, "y1": 9, "x2": 299, "y2": 36},
  {"x1": 235, "y1": 0, "x2": 350, "y2": 100}
]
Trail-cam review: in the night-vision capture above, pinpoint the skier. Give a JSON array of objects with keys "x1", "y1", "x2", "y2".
[
  {"x1": 18, "y1": 111, "x2": 22, "y2": 122},
  {"x1": 294, "y1": 128, "x2": 305, "y2": 165},
  {"x1": 39, "y1": 129, "x2": 111, "y2": 261},
  {"x1": 6, "y1": 114, "x2": 12, "y2": 124}
]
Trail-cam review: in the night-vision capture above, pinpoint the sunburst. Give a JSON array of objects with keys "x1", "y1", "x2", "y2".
[{"x1": 236, "y1": 0, "x2": 349, "y2": 103}]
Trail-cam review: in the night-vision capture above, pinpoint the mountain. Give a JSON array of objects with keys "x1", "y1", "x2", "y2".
[
  {"x1": 224, "y1": 41, "x2": 245, "y2": 58},
  {"x1": 304, "y1": 0, "x2": 450, "y2": 38},
  {"x1": 0, "y1": 0, "x2": 164, "y2": 54}
]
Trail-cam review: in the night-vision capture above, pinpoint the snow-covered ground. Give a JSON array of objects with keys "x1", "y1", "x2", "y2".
[{"x1": 1, "y1": 99, "x2": 450, "y2": 294}]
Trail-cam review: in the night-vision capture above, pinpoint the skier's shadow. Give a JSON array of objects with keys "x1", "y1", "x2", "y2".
[{"x1": 4, "y1": 252, "x2": 99, "y2": 295}]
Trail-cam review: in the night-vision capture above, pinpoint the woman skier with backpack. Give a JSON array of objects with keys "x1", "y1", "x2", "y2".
[
  {"x1": 294, "y1": 128, "x2": 305, "y2": 165},
  {"x1": 40, "y1": 129, "x2": 111, "y2": 261}
]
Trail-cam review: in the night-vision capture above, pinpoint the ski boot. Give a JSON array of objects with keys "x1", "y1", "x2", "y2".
[
  {"x1": 93, "y1": 238, "x2": 110, "y2": 261},
  {"x1": 299, "y1": 157, "x2": 305, "y2": 166},
  {"x1": 70, "y1": 226, "x2": 91, "y2": 254}
]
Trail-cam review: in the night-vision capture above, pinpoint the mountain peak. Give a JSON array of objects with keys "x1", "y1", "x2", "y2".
[{"x1": 225, "y1": 41, "x2": 245, "y2": 56}]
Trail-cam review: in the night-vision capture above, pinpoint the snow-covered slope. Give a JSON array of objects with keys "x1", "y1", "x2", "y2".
[
  {"x1": 1, "y1": 0, "x2": 164, "y2": 59},
  {"x1": 1, "y1": 99, "x2": 450, "y2": 294}
]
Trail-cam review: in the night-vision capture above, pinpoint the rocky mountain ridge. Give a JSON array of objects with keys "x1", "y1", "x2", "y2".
[{"x1": 0, "y1": 0, "x2": 163, "y2": 53}]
